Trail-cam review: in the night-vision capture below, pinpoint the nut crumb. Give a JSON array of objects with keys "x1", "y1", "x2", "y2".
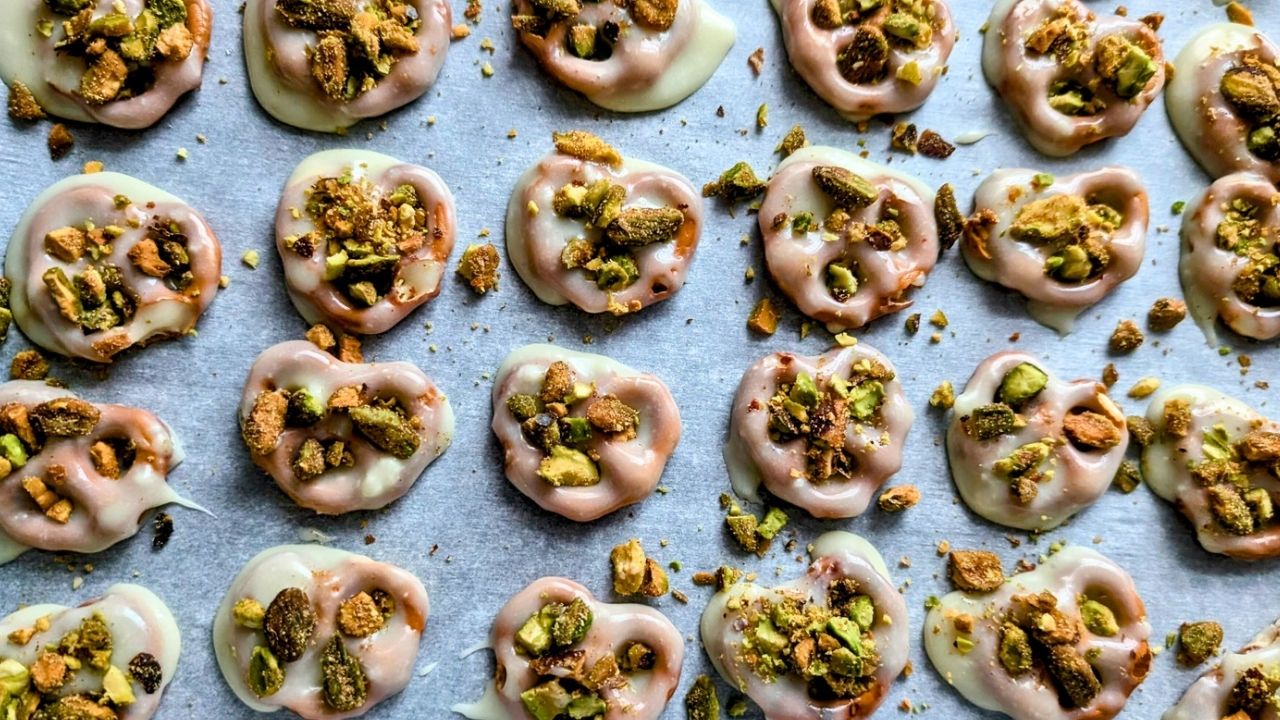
[
  {"x1": 1109, "y1": 320, "x2": 1144, "y2": 353},
  {"x1": 878, "y1": 485, "x2": 920, "y2": 512},
  {"x1": 747, "y1": 47, "x2": 764, "y2": 75},
  {"x1": 48, "y1": 124, "x2": 74, "y2": 160}
]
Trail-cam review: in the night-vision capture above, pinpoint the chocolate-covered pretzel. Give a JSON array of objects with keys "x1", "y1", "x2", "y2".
[
  {"x1": 924, "y1": 547, "x2": 1151, "y2": 720},
  {"x1": 982, "y1": 0, "x2": 1165, "y2": 156},
  {"x1": 1168, "y1": 24, "x2": 1280, "y2": 182},
  {"x1": 963, "y1": 167, "x2": 1147, "y2": 333},
  {"x1": 947, "y1": 351, "x2": 1128, "y2": 531},
  {"x1": 456, "y1": 577, "x2": 683, "y2": 720},
  {"x1": 510, "y1": 0, "x2": 734, "y2": 112},
  {"x1": 1143, "y1": 385, "x2": 1280, "y2": 560},
  {"x1": 0, "y1": 380, "x2": 191, "y2": 564},
  {"x1": 213, "y1": 545, "x2": 429, "y2": 719},
  {"x1": 1180, "y1": 172, "x2": 1280, "y2": 344},
  {"x1": 1166, "y1": 619, "x2": 1280, "y2": 720},
  {"x1": 491, "y1": 344, "x2": 680, "y2": 522},
  {"x1": 0, "y1": 0, "x2": 211, "y2": 129},
  {"x1": 239, "y1": 340, "x2": 453, "y2": 515},
  {"x1": 760, "y1": 146, "x2": 939, "y2": 332},
  {"x1": 243, "y1": 0, "x2": 451, "y2": 132},
  {"x1": 0, "y1": 583, "x2": 181, "y2": 719},
  {"x1": 507, "y1": 132, "x2": 701, "y2": 316},
  {"x1": 276, "y1": 149, "x2": 456, "y2": 335},
  {"x1": 725, "y1": 345, "x2": 911, "y2": 519},
  {"x1": 772, "y1": 0, "x2": 956, "y2": 120},
  {"x1": 6, "y1": 172, "x2": 222, "y2": 362},
  {"x1": 700, "y1": 531, "x2": 909, "y2": 719}
]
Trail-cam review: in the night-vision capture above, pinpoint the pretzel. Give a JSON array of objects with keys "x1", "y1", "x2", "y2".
[
  {"x1": 760, "y1": 146, "x2": 939, "y2": 332},
  {"x1": 772, "y1": 0, "x2": 956, "y2": 120},
  {"x1": 924, "y1": 547, "x2": 1151, "y2": 720},
  {"x1": 1167, "y1": 619, "x2": 1280, "y2": 720},
  {"x1": 1179, "y1": 172, "x2": 1280, "y2": 344},
  {"x1": 700, "y1": 531, "x2": 909, "y2": 719},
  {"x1": 510, "y1": 0, "x2": 734, "y2": 112},
  {"x1": 507, "y1": 136, "x2": 702, "y2": 315},
  {"x1": 947, "y1": 351, "x2": 1128, "y2": 531},
  {"x1": 458, "y1": 577, "x2": 683, "y2": 720},
  {"x1": 276, "y1": 149, "x2": 456, "y2": 335},
  {"x1": 725, "y1": 344, "x2": 911, "y2": 519},
  {"x1": 0, "y1": 0, "x2": 211, "y2": 129},
  {"x1": 239, "y1": 340, "x2": 454, "y2": 515},
  {"x1": 982, "y1": 0, "x2": 1165, "y2": 156},
  {"x1": 0, "y1": 583, "x2": 181, "y2": 718},
  {"x1": 0, "y1": 380, "x2": 190, "y2": 563},
  {"x1": 1143, "y1": 384, "x2": 1280, "y2": 561},
  {"x1": 7, "y1": 172, "x2": 223, "y2": 362},
  {"x1": 213, "y1": 545, "x2": 429, "y2": 719},
  {"x1": 491, "y1": 344, "x2": 680, "y2": 522},
  {"x1": 963, "y1": 167, "x2": 1147, "y2": 333},
  {"x1": 1168, "y1": 23, "x2": 1280, "y2": 182},
  {"x1": 244, "y1": 0, "x2": 451, "y2": 132}
]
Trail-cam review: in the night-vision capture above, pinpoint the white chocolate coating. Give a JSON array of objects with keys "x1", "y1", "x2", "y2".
[
  {"x1": 238, "y1": 340, "x2": 454, "y2": 514},
  {"x1": 947, "y1": 351, "x2": 1128, "y2": 531},
  {"x1": 453, "y1": 577, "x2": 683, "y2": 720},
  {"x1": 6, "y1": 172, "x2": 223, "y2": 363},
  {"x1": 243, "y1": 0, "x2": 452, "y2": 133},
  {"x1": 924, "y1": 547, "x2": 1151, "y2": 720},
  {"x1": 0, "y1": 584, "x2": 181, "y2": 719},
  {"x1": 212, "y1": 544, "x2": 430, "y2": 719},
  {"x1": 0, "y1": 380, "x2": 192, "y2": 564},
  {"x1": 0, "y1": 0, "x2": 211, "y2": 129},
  {"x1": 1168, "y1": 23, "x2": 1280, "y2": 182},
  {"x1": 770, "y1": 0, "x2": 956, "y2": 120},
  {"x1": 276, "y1": 149, "x2": 456, "y2": 335},
  {"x1": 490, "y1": 344, "x2": 681, "y2": 522},
  {"x1": 982, "y1": 0, "x2": 1165, "y2": 156},
  {"x1": 506, "y1": 149, "x2": 702, "y2": 315},
  {"x1": 759, "y1": 146, "x2": 939, "y2": 333},
  {"x1": 723, "y1": 344, "x2": 912, "y2": 518},
  {"x1": 1143, "y1": 384, "x2": 1280, "y2": 560},
  {"x1": 1179, "y1": 172, "x2": 1280, "y2": 345},
  {"x1": 512, "y1": 0, "x2": 734, "y2": 112},
  {"x1": 699, "y1": 531, "x2": 909, "y2": 719},
  {"x1": 963, "y1": 167, "x2": 1147, "y2": 333},
  {"x1": 1165, "y1": 619, "x2": 1280, "y2": 720}
]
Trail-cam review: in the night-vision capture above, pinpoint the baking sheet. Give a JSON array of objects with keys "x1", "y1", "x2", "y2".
[{"x1": 0, "y1": 0, "x2": 1277, "y2": 717}]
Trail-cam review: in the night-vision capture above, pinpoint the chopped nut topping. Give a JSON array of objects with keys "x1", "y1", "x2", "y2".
[
  {"x1": 552, "y1": 130, "x2": 622, "y2": 168},
  {"x1": 32, "y1": 397, "x2": 99, "y2": 437},
  {"x1": 585, "y1": 394, "x2": 638, "y2": 436},
  {"x1": 338, "y1": 591, "x2": 388, "y2": 638},
  {"x1": 243, "y1": 390, "x2": 288, "y2": 455},
  {"x1": 935, "y1": 183, "x2": 963, "y2": 250},
  {"x1": 948, "y1": 550, "x2": 1004, "y2": 592},
  {"x1": 31, "y1": 651, "x2": 68, "y2": 693},
  {"x1": 7, "y1": 81, "x2": 45, "y2": 120},
  {"x1": 264, "y1": 587, "x2": 316, "y2": 663},
  {"x1": 1062, "y1": 409, "x2": 1123, "y2": 450},
  {"x1": 628, "y1": 0, "x2": 677, "y2": 31},
  {"x1": 306, "y1": 323, "x2": 337, "y2": 351},
  {"x1": 89, "y1": 440, "x2": 121, "y2": 479},
  {"x1": 703, "y1": 162, "x2": 766, "y2": 202},
  {"x1": 456, "y1": 243, "x2": 500, "y2": 294},
  {"x1": 1176, "y1": 621, "x2": 1222, "y2": 666}
]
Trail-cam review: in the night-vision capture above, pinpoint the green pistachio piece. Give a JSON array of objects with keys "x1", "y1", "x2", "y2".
[
  {"x1": 1080, "y1": 600, "x2": 1119, "y2": 637},
  {"x1": 756, "y1": 507, "x2": 789, "y2": 540},
  {"x1": 233, "y1": 598, "x2": 266, "y2": 629},
  {"x1": 993, "y1": 441, "x2": 1052, "y2": 478},
  {"x1": 1095, "y1": 35, "x2": 1155, "y2": 98},
  {"x1": 43, "y1": 267, "x2": 83, "y2": 324},
  {"x1": 998, "y1": 623, "x2": 1033, "y2": 676},
  {"x1": 605, "y1": 207, "x2": 684, "y2": 247},
  {"x1": 725, "y1": 513, "x2": 759, "y2": 553},
  {"x1": 1248, "y1": 125, "x2": 1280, "y2": 161},
  {"x1": 997, "y1": 363, "x2": 1049, "y2": 407},
  {"x1": 553, "y1": 184, "x2": 590, "y2": 217},
  {"x1": 812, "y1": 166, "x2": 878, "y2": 209},
  {"x1": 275, "y1": 0, "x2": 356, "y2": 30},
  {"x1": 791, "y1": 211, "x2": 816, "y2": 234},
  {"x1": 89, "y1": 12, "x2": 135, "y2": 37},
  {"x1": 119, "y1": 10, "x2": 160, "y2": 62},
  {"x1": 594, "y1": 256, "x2": 639, "y2": 292},
  {"x1": 44, "y1": 0, "x2": 92, "y2": 15},
  {"x1": 567, "y1": 694, "x2": 607, "y2": 719},
  {"x1": 1221, "y1": 66, "x2": 1280, "y2": 118},
  {"x1": 849, "y1": 595, "x2": 875, "y2": 631},
  {"x1": 583, "y1": 180, "x2": 626, "y2": 228},
  {"x1": 567, "y1": 24, "x2": 597, "y2": 58},
  {"x1": 287, "y1": 389, "x2": 326, "y2": 426},
  {"x1": 537, "y1": 445, "x2": 600, "y2": 487},
  {"x1": 387, "y1": 184, "x2": 419, "y2": 207},
  {"x1": 881, "y1": 12, "x2": 930, "y2": 48},
  {"x1": 752, "y1": 616, "x2": 789, "y2": 654},
  {"x1": 520, "y1": 680, "x2": 572, "y2": 720},
  {"x1": 551, "y1": 597, "x2": 593, "y2": 647},
  {"x1": 827, "y1": 262, "x2": 859, "y2": 296},
  {"x1": 0, "y1": 659, "x2": 28, "y2": 698},
  {"x1": 507, "y1": 394, "x2": 539, "y2": 421},
  {"x1": 247, "y1": 646, "x2": 285, "y2": 697},
  {"x1": 827, "y1": 616, "x2": 864, "y2": 653},
  {"x1": 560, "y1": 416, "x2": 592, "y2": 445},
  {"x1": 1010, "y1": 194, "x2": 1087, "y2": 244},
  {"x1": 324, "y1": 250, "x2": 349, "y2": 281},
  {"x1": 0, "y1": 435, "x2": 27, "y2": 469},
  {"x1": 349, "y1": 405, "x2": 420, "y2": 459},
  {"x1": 102, "y1": 665, "x2": 135, "y2": 706},
  {"x1": 1045, "y1": 244, "x2": 1093, "y2": 281},
  {"x1": 967, "y1": 403, "x2": 1019, "y2": 441},
  {"x1": 789, "y1": 372, "x2": 821, "y2": 408},
  {"x1": 346, "y1": 281, "x2": 379, "y2": 307},
  {"x1": 684, "y1": 674, "x2": 720, "y2": 720},
  {"x1": 321, "y1": 636, "x2": 367, "y2": 712},
  {"x1": 515, "y1": 609, "x2": 554, "y2": 656},
  {"x1": 703, "y1": 162, "x2": 766, "y2": 201},
  {"x1": 147, "y1": 0, "x2": 189, "y2": 27},
  {"x1": 848, "y1": 380, "x2": 885, "y2": 420}
]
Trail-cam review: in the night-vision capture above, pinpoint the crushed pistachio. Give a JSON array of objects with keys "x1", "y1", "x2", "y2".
[
  {"x1": 948, "y1": 550, "x2": 1004, "y2": 592},
  {"x1": 703, "y1": 162, "x2": 766, "y2": 202},
  {"x1": 456, "y1": 243, "x2": 500, "y2": 294},
  {"x1": 1109, "y1": 320, "x2": 1144, "y2": 353},
  {"x1": 776, "y1": 125, "x2": 808, "y2": 156},
  {"x1": 610, "y1": 539, "x2": 668, "y2": 597},
  {"x1": 7, "y1": 81, "x2": 45, "y2": 120},
  {"x1": 321, "y1": 635, "x2": 367, "y2": 711},
  {"x1": 1177, "y1": 621, "x2": 1223, "y2": 666},
  {"x1": 747, "y1": 297, "x2": 779, "y2": 335},
  {"x1": 877, "y1": 485, "x2": 920, "y2": 512},
  {"x1": 685, "y1": 674, "x2": 719, "y2": 720},
  {"x1": 263, "y1": 587, "x2": 317, "y2": 662}
]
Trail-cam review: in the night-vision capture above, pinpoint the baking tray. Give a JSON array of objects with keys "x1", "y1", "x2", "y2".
[{"x1": 0, "y1": 0, "x2": 1277, "y2": 717}]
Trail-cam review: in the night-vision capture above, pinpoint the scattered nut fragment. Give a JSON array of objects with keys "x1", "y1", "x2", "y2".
[
  {"x1": 610, "y1": 538, "x2": 668, "y2": 597},
  {"x1": 918, "y1": 130, "x2": 955, "y2": 159},
  {"x1": 1127, "y1": 377, "x2": 1160, "y2": 399},
  {"x1": 552, "y1": 130, "x2": 621, "y2": 168},
  {"x1": 457, "y1": 243, "x2": 500, "y2": 294},
  {"x1": 1062, "y1": 410, "x2": 1123, "y2": 450},
  {"x1": 1147, "y1": 297, "x2": 1187, "y2": 331},
  {"x1": 1126, "y1": 415, "x2": 1155, "y2": 446},
  {"x1": 776, "y1": 125, "x2": 807, "y2": 156},
  {"x1": 747, "y1": 297, "x2": 778, "y2": 335},
  {"x1": 1101, "y1": 363, "x2": 1118, "y2": 388},
  {"x1": 685, "y1": 674, "x2": 720, "y2": 720},
  {"x1": 306, "y1": 324, "x2": 337, "y2": 351},
  {"x1": 48, "y1": 124, "x2": 74, "y2": 160},
  {"x1": 337, "y1": 335, "x2": 363, "y2": 363},
  {"x1": 10, "y1": 350, "x2": 49, "y2": 380},
  {"x1": 948, "y1": 550, "x2": 1005, "y2": 592},
  {"x1": 1177, "y1": 621, "x2": 1223, "y2": 666},
  {"x1": 1112, "y1": 460, "x2": 1141, "y2": 493},
  {"x1": 878, "y1": 485, "x2": 920, "y2": 512},
  {"x1": 929, "y1": 381, "x2": 955, "y2": 409},
  {"x1": 1226, "y1": 1, "x2": 1253, "y2": 25},
  {"x1": 703, "y1": 161, "x2": 766, "y2": 202},
  {"x1": 1109, "y1": 320, "x2": 1144, "y2": 353},
  {"x1": 747, "y1": 47, "x2": 764, "y2": 75}
]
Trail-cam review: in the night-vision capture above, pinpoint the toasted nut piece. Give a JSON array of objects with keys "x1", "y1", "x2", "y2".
[
  {"x1": 243, "y1": 390, "x2": 288, "y2": 455},
  {"x1": 1062, "y1": 409, "x2": 1123, "y2": 450},
  {"x1": 702, "y1": 162, "x2": 766, "y2": 201},
  {"x1": 327, "y1": 385, "x2": 363, "y2": 410},
  {"x1": 45, "y1": 227, "x2": 86, "y2": 263},
  {"x1": 276, "y1": 0, "x2": 358, "y2": 29},
  {"x1": 337, "y1": 592, "x2": 386, "y2": 638},
  {"x1": 812, "y1": 166, "x2": 878, "y2": 209},
  {"x1": 685, "y1": 674, "x2": 719, "y2": 720},
  {"x1": 1045, "y1": 644, "x2": 1102, "y2": 708},
  {"x1": 10, "y1": 350, "x2": 49, "y2": 381},
  {"x1": 457, "y1": 243, "x2": 501, "y2": 294},
  {"x1": 605, "y1": 207, "x2": 684, "y2": 247},
  {"x1": 746, "y1": 297, "x2": 778, "y2": 335},
  {"x1": 127, "y1": 239, "x2": 172, "y2": 278},
  {"x1": 32, "y1": 397, "x2": 100, "y2": 437},
  {"x1": 128, "y1": 652, "x2": 163, "y2": 694},
  {"x1": 311, "y1": 33, "x2": 349, "y2": 100},
  {"x1": 292, "y1": 438, "x2": 326, "y2": 480},
  {"x1": 552, "y1": 131, "x2": 621, "y2": 168},
  {"x1": 1109, "y1": 320, "x2": 1144, "y2": 353},
  {"x1": 306, "y1": 324, "x2": 336, "y2": 350},
  {"x1": 1147, "y1": 297, "x2": 1187, "y2": 331},
  {"x1": 31, "y1": 651, "x2": 67, "y2": 693},
  {"x1": 337, "y1": 335, "x2": 363, "y2": 363},
  {"x1": 1162, "y1": 399, "x2": 1191, "y2": 439},
  {"x1": 7, "y1": 81, "x2": 45, "y2": 120},
  {"x1": 1239, "y1": 430, "x2": 1280, "y2": 463},
  {"x1": 81, "y1": 49, "x2": 128, "y2": 105},
  {"x1": 629, "y1": 0, "x2": 677, "y2": 30},
  {"x1": 263, "y1": 587, "x2": 316, "y2": 662},
  {"x1": 540, "y1": 361, "x2": 575, "y2": 403},
  {"x1": 586, "y1": 394, "x2": 638, "y2": 435},
  {"x1": 948, "y1": 550, "x2": 1004, "y2": 592},
  {"x1": 936, "y1": 183, "x2": 964, "y2": 250},
  {"x1": 639, "y1": 558, "x2": 669, "y2": 597},
  {"x1": 1177, "y1": 621, "x2": 1223, "y2": 667},
  {"x1": 349, "y1": 405, "x2": 420, "y2": 458},
  {"x1": 837, "y1": 27, "x2": 889, "y2": 84},
  {"x1": 248, "y1": 645, "x2": 285, "y2": 697},
  {"x1": 610, "y1": 538, "x2": 646, "y2": 595},
  {"x1": 233, "y1": 598, "x2": 266, "y2": 629},
  {"x1": 321, "y1": 635, "x2": 368, "y2": 711},
  {"x1": 998, "y1": 623, "x2": 1033, "y2": 676},
  {"x1": 89, "y1": 441, "x2": 120, "y2": 479},
  {"x1": 155, "y1": 22, "x2": 193, "y2": 60},
  {"x1": 877, "y1": 484, "x2": 920, "y2": 512}
]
